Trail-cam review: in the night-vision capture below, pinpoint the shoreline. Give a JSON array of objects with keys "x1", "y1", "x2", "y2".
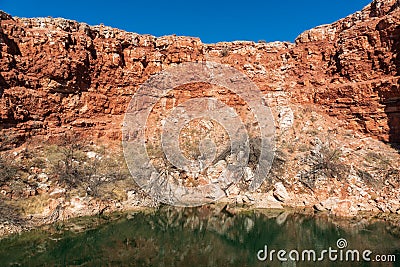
[{"x1": 2, "y1": 194, "x2": 400, "y2": 239}]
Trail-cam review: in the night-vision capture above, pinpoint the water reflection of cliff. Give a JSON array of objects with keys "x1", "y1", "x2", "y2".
[{"x1": 1, "y1": 206, "x2": 399, "y2": 266}]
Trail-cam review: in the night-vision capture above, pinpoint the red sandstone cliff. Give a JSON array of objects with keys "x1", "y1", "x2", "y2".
[
  {"x1": 0, "y1": 0, "x2": 399, "y2": 145},
  {"x1": 0, "y1": 1, "x2": 400, "y2": 234}
]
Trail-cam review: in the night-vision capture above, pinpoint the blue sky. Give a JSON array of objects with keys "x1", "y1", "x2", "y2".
[{"x1": 2, "y1": 0, "x2": 372, "y2": 43}]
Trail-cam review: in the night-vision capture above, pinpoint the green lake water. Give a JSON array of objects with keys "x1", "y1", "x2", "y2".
[{"x1": 0, "y1": 206, "x2": 399, "y2": 266}]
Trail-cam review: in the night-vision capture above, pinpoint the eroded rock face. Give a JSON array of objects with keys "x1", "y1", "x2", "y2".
[
  {"x1": 292, "y1": 0, "x2": 400, "y2": 142},
  {"x1": 0, "y1": 0, "x2": 399, "y2": 144},
  {"x1": 0, "y1": 1, "x2": 400, "y2": 224}
]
